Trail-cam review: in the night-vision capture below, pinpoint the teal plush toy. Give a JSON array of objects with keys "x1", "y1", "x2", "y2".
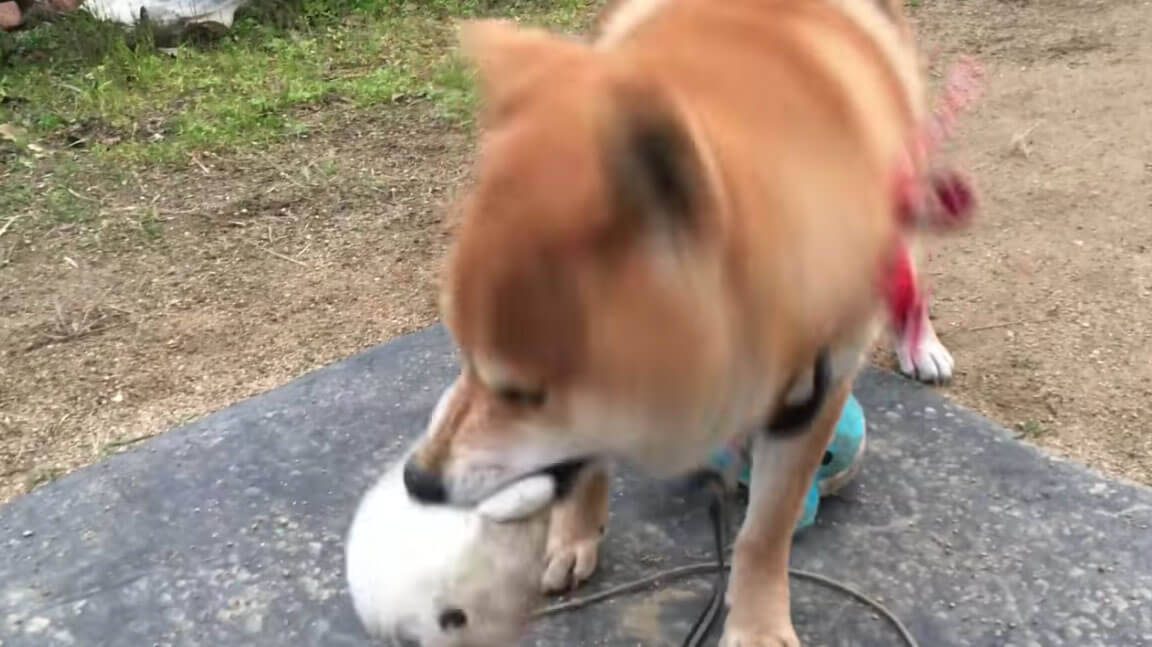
[{"x1": 709, "y1": 393, "x2": 867, "y2": 532}]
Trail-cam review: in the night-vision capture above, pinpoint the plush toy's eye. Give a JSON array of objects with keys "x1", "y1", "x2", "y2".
[{"x1": 438, "y1": 607, "x2": 468, "y2": 631}]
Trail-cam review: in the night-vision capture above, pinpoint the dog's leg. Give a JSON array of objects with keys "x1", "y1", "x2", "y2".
[
  {"x1": 541, "y1": 460, "x2": 611, "y2": 593},
  {"x1": 891, "y1": 242, "x2": 955, "y2": 385},
  {"x1": 894, "y1": 306, "x2": 955, "y2": 384},
  {"x1": 720, "y1": 380, "x2": 852, "y2": 647}
]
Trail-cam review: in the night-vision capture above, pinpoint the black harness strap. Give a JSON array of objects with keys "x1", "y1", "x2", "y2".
[{"x1": 765, "y1": 350, "x2": 831, "y2": 435}]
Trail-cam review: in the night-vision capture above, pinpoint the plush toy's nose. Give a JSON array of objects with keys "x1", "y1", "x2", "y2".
[
  {"x1": 391, "y1": 628, "x2": 422, "y2": 647},
  {"x1": 403, "y1": 459, "x2": 447, "y2": 503}
]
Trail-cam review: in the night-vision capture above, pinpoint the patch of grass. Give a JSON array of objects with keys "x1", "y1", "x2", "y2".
[
  {"x1": 23, "y1": 466, "x2": 64, "y2": 493},
  {"x1": 1016, "y1": 419, "x2": 1048, "y2": 439},
  {"x1": 43, "y1": 184, "x2": 98, "y2": 224},
  {"x1": 0, "y1": 0, "x2": 601, "y2": 166},
  {"x1": 0, "y1": 151, "x2": 131, "y2": 245},
  {"x1": 0, "y1": 181, "x2": 34, "y2": 217}
]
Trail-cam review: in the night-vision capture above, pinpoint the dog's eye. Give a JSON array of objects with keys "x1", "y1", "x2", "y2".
[
  {"x1": 497, "y1": 386, "x2": 547, "y2": 408},
  {"x1": 438, "y1": 607, "x2": 468, "y2": 631}
]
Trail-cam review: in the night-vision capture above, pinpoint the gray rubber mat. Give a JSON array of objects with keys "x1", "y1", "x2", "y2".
[{"x1": 2, "y1": 326, "x2": 1150, "y2": 646}]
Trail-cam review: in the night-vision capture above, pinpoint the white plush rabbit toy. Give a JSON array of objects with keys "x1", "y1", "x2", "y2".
[{"x1": 345, "y1": 450, "x2": 558, "y2": 647}]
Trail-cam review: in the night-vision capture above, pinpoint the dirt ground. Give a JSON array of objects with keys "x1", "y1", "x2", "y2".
[
  {"x1": 908, "y1": 0, "x2": 1152, "y2": 483},
  {"x1": 2, "y1": 0, "x2": 1151, "y2": 502}
]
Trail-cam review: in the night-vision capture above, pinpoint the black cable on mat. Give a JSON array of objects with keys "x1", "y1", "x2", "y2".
[
  {"x1": 535, "y1": 473, "x2": 920, "y2": 647},
  {"x1": 681, "y1": 474, "x2": 728, "y2": 647}
]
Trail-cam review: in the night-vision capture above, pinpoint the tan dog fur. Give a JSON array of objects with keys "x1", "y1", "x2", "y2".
[{"x1": 406, "y1": 1, "x2": 937, "y2": 644}]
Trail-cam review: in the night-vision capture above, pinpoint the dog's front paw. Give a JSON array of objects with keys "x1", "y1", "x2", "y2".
[
  {"x1": 540, "y1": 521, "x2": 602, "y2": 593},
  {"x1": 719, "y1": 621, "x2": 801, "y2": 647},
  {"x1": 536, "y1": 501, "x2": 603, "y2": 594},
  {"x1": 541, "y1": 463, "x2": 609, "y2": 593},
  {"x1": 896, "y1": 334, "x2": 955, "y2": 384}
]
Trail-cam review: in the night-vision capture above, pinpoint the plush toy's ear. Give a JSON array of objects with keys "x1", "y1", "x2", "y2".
[{"x1": 477, "y1": 474, "x2": 557, "y2": 522}]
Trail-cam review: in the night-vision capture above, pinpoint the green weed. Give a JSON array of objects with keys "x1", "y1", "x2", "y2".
[
  {"x1": 0, "y1": 0, "x2": 601, "y2": 166},
  {"x1": 1017, "y1": 420, "x2": 1048, "y2": 439}
]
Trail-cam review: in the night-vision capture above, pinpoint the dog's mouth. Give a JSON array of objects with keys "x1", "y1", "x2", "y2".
[
  {"x1": 446, "y1": 456, "x2": 594, "y2": 508},
  {"x1": 532, "y1": 457, "x2": 592, "y2": 500}
]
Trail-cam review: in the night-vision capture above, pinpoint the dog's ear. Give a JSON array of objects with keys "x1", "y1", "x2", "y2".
[
  {"x1": 458, "y1": 19, "x2": 585, "y2": 116},
  {"x1": 604, "y1": 76, "x2": 710, "y2": 239}
]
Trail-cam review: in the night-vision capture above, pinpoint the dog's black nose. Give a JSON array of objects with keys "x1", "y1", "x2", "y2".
[{"x1": 403, "y1": 459, "x2": 447, "y2": 503}]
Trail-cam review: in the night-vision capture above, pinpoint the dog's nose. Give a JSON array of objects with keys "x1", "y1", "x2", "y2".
[{"x1": 403, "y1": 459, "x2": 447, "y2": 503}]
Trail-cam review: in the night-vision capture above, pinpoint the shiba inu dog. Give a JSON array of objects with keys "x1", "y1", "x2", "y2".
[{"x1": 401, "y1": 0, "x2": 957, "y2": 644}]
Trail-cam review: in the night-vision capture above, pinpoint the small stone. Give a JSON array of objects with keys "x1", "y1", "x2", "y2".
[
  {"x1": 21, "y1": 530, "x2": 33, "y2": 538},
  {"x1": 0, "y1": 1, "x2": 21, "y2": 30}
]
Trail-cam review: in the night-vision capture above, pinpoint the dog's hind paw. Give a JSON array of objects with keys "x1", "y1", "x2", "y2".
[{"x1": 896, "y1": 334, "x2": 955, "y2": 385}]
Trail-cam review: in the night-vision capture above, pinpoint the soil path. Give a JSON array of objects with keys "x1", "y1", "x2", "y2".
[{"x1": 2, "y1": 0, "x2": 1150, "y2": 501}]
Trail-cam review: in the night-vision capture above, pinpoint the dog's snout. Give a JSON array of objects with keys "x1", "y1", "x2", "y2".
[{"x1": 403, "y1": 459, "x2": 447, "y2": 503}]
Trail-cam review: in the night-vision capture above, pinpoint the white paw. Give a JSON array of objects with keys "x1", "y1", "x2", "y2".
[
  {"x1": 896, "y1": 335, "x2": 955, "y2": 384},
  {"x1": 540, "y1": 533, "x2": 601, "y2": 593},
  {"x1": 719, "y1": 623, "x2": 801, "y2": 647}
]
